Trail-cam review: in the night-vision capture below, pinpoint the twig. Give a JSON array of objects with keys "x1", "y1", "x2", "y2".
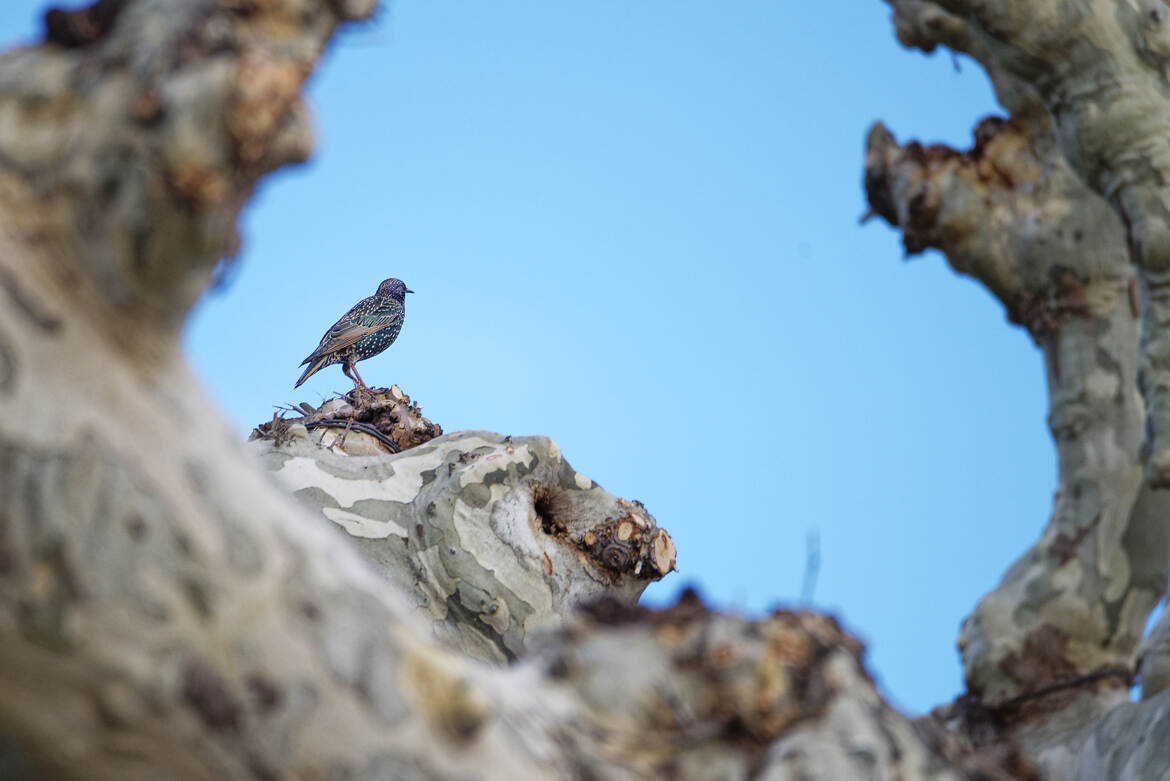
[
  {"x1": 800, "y1": 528, "x2": 821, "y2": 605},
  {"x1": 992, "y1": 666, "x2": 1133, "y2": 714}
]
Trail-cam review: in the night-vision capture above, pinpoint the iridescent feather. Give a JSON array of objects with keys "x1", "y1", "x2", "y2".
[{"x1": 295, "y1": 278, "x2": 412, "y2": 389}]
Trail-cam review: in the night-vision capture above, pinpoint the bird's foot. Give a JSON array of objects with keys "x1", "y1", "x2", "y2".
[{"x1": 349, "y1": 384, "x2": 374, "y2": 406}]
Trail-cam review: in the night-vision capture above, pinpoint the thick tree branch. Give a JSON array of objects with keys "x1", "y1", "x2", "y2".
[
  {"x1": 0, "y1": 0, "x2": 995, "y2": 777},
  {"x1": 866, "y1": 117, "x2": 1170, "y2": 717},
  {"x1": 253, "y1": 412, "x2": 677, "y2": 662},
  {"x1": 896, "y1": 0, "x2": 1170, "y2": 488},
  {"x1": 0, "y1": 0, "x2": 371, "y2": 334},
  {"x1": 883, "y1": 0, "x2": 1048, "y2": 129},
  {"x1": 873, "y1": 2, "x2": 1170, "y2": 776}
]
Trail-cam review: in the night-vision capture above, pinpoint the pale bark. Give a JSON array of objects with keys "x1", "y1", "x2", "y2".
[
  {"x1": 0, "y1": 0, "x2": 990, "y2": 779},
  {"x1": 252, "y1": 394, "x2": 677, "y2": 663},
  {"x1": 866, "y1": 116, "x2": 1169, "y2": 707},
  {"x1": 873, "y1": 0, "x2": 1170, "y2": 776},
  {"x1": 894, "y1": 0, "x2": 1170, "y2": 492}
]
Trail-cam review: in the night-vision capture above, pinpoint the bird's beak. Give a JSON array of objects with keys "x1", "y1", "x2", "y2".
[{"x1": 406, "y1": 289, "x2": 415, "y2": 294}]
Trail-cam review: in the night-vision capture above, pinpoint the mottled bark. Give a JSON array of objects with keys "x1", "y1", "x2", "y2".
[
  {"x1": 872, "y1": 1, "x2": 1170, "y2": 776},
  {"x1": 867, "y1": 116, "x2": 1169, "y2": 707},
  {"x1": 0, "y1": 0, "x2": 985, "y2": 778},
  {"x1": 253, "y1": 415, "x2": 676, "y2": 663},
  {"x1": 895, "y1": 0, "x2": 1170, "y2": 492},
  {"x1": 534, "y1": 597, "x2": 1030, "y2": 781}
]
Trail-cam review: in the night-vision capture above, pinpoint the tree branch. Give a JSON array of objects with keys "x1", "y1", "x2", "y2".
[
  {"x1": 0, "y1": 1, "x2": 996, "y2": 777},
  {"x1": 873, "y1": 2, "x2": 1170, "y2": 775},
  {"x1": 253, "y1": 407, "x2": 677, "y2": 662},
  {"x1": 894, "y1": 0, "x2": 1170, "y2": 488},
  {"x1": 866, "y1": 114, "x2": 1169, "y2": 716}
]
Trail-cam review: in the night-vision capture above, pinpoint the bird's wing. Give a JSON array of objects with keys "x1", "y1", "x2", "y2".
[{"x1": 304, "y1": 309, "x2": 400, "y2": 362}]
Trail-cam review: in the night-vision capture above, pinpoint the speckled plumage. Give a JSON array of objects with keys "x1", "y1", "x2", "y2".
[{"x1": 295, "y1": 278, "x2": 412, "y2": 390}]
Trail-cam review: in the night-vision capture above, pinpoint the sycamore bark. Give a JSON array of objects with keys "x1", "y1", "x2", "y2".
[
  {"x1": 0, "y1": 1, "x2": 1000, "y2": 779},
  {"x1": 15, "y1": 0, "x2": 1170, "y2": 777},
  {"x1": 872, "y1": 1, "x2": 1170, "y2": 777}
]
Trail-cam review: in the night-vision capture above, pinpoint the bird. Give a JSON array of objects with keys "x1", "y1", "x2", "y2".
[{"x1": 295, "y1": 278, "x2": 413, "y2": 393}]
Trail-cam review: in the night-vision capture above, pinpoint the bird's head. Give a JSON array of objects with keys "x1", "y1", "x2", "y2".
[{"x1": 377, "y1": 278, "x2": 414, "y2": 300}]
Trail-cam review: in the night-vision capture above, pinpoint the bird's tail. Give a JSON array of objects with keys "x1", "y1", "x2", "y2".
[{"x1": 294, "y1": 356, "x2": 329, "y2": 388}]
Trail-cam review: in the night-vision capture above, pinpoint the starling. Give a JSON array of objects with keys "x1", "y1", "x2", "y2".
[{"x1": 295, "y1": 278, "x2": 413, "y2": 392}]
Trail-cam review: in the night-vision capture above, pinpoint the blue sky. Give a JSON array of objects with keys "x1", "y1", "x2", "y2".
[{"x1": 1, "y1": 3, "x2": 1053, "y2": 714}]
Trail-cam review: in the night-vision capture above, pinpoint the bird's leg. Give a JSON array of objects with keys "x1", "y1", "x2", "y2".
[
  {"x1": 342, "y1": 361, "x2": 371, "y2": 402},
  {"x1": 349, "y1": 363, "x2": 370, "y2": 391}
]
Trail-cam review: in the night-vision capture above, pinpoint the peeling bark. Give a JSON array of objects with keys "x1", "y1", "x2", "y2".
[
  {"x1": 253, "y1": 411, "x2": 676, "y2": 662},
  {"x1": 866, "y1": 115, "x2": 1170, "y2": 716},
  {"x1": 890, "y1": 0, "x2": 1170, "y2": 492},
  {"x1": 0, "y1": 0, "x2": 992, "y2": 778},
  {"x1": 873, "y1": 1, "x2": 1170, "y2": 776}
]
